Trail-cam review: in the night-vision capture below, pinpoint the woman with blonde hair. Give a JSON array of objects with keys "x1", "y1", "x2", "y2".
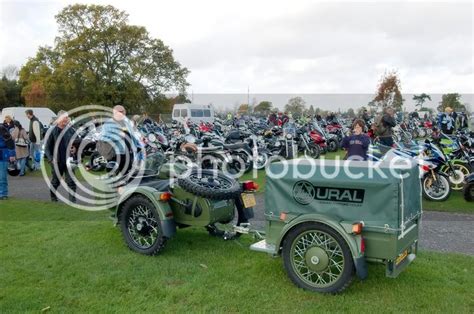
[{"x1": 2, "y1": 115, "x2": 14, "y2": 133}]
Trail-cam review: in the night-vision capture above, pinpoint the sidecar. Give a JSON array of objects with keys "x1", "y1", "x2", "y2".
[
  {"x1": 251, "y1": 159, "x2": 422, "y2": 294},
  {"x1": 113, "y1": 162, "x2": 257, "y2": 255}
]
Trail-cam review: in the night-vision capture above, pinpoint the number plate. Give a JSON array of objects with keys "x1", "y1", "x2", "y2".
[
  {"x1": 241, "y1": 193, "x2": 256, "y2": 208},
  {"x1": 395, "y1": 250, "x2": 408, "y2": 265}
]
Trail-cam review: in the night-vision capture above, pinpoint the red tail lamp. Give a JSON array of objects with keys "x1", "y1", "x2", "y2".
[
  {"x1": 243, "y1": 181, "x2": 259, "y2": 191},
  {"x1": 159, "y1": 192, "x2": 172, "y2": 202},
  {"x1": 352, "y1": 222, "x2": 363, "y2": 235}
]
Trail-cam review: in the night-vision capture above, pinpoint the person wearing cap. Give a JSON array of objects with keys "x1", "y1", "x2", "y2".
[
  {"x1": 440, "y1": 107, "x2": 456, "y2": 135},
  {"x1": 0, "y1": 123, "x2": 16, "y2": 200},
  {"x1": 44, "y1": 111, "x2": 79, "y2": 203}
]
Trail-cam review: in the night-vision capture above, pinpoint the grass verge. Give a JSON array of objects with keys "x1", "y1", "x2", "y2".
[{"x1": 0, "y1": 200, "x2": 473, "y2": 312}]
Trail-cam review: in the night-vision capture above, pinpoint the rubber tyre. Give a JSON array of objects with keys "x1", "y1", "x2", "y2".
[
  {"x1": 178, "y1": 169, "x2": 242, "y2": 200},
  {"x1": 282, "y1": 222, "x2": 354, "y2": 294},
  {"x1": 463, "y1": 182, "x2": 474, "y2": 202},
  {"x1": 441, "y1": 163, "x2": 471, "y2": 191},
  {"x1": 119, "y1": 195, "x2": 167, "y2": 255},
  {"x1": 327, "y1": 139, "x2": 338, "y2": 152},
  {"x1": 422, "y1": 174, "x2": 451, "y2": 201},
  {"x1": 254, "y1": 151, "x2": 269, "y2": 170},
  {"x1": 305, "y1": 144, "x2": 321, "y2": 159}
]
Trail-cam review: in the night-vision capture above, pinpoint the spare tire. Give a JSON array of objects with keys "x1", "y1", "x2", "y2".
[{"x1": 177, "y1": 169, "x2": 242, "y2": 200}]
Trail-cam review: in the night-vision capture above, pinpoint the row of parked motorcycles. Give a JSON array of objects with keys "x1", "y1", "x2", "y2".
[{"x1": 76, "y1": 115, "x2": 474, "y2": 203}]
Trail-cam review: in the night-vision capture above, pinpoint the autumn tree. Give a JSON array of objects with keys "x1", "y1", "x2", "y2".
[
  {"x1": 373, "y1": 71, "x2": 403, "y2": 111},
  {"x1": 22, "y1": 81, "x2": 47, "y2": 106},
  {"x1": 238, "y1": 104, "x2": 250, "y2": 114},
  {"x1": 19, "y1": 4, "x2": 189, "y2": 113}
]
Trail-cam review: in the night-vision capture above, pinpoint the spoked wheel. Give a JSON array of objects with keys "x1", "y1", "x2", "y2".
[
  {"x1": 442, "y1": 163, "x2": 471, "y2": 190},
  {"x1": 119, "y1": 195, "x2": 166, "y2": 255},
  {"x1": 422, "y1": 174, "x2": 451, "y2": 201},
  {"x1": 254, "y1": 151, "x2": 269, "y2": 170},
  {"x1": 283, "y1": 223, "x2": 354, "y2": 294},
  {"x1": 327, "y1": 140, "x2": 338, "y2": 152},
  {"x1": 304, "y1": 144, "x2": 321, "y2": 159},
  {"x1": 178, "y1": 169, "x2": 242, "y2": 200}
]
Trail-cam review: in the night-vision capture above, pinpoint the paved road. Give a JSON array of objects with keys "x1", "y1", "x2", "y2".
[{"x1": 6, "y1": 175, "x2": 474, "y2": 255}]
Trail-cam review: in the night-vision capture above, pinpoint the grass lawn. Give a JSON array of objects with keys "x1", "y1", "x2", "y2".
[{"x1": 0, "y1": 200, "x2": 473, "y2": 312}]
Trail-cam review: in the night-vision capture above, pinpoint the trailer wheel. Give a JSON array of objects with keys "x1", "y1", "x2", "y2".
[
  {"x1": 119, "y1": 195, "x2": 167, "y2": 255},
  {"x1": 282, "y1": 222, "x2": 354, "y2": 294}
]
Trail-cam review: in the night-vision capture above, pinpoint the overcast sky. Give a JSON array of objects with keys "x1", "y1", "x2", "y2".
[{"x1": 0, "y1": 0, "x2": 472, "y2": 110}]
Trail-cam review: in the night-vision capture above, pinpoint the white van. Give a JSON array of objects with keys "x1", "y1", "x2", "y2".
[
  {"x1": 0, "y1": 107, "x2": 56, "y2": 129},
  {"x1": 172, "y1": 103, "x2": 215, "y2": 124}
]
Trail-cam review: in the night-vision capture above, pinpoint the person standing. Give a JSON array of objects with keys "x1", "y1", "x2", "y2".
[
  {"x1": 2, "y1": 115, "x2": 14, "y2": 133},
  {"x1": 25, "y1": 109, "x2": 44, "y2": 170},
  {"x1": 0, "y1": 124, "x2": 16, "y2": 200},
  {"x1": 44, "y1": 111, "x2": 78, "y2": 203},
  {"x1": 375, "y1": 107, "x2": 397, "y2": 147},
  {"x1": 11, "y1": 120, "x2": 29, "y2": 176},
  {"x1": 439, "y1": 107, "x2": 456, "y2": 135},
  {"x1": 99, "y1": 105, "x2": 141, "y2": 176},
  {"x1": 341, "y1": 119, "x2": 371, "y2": 160}
]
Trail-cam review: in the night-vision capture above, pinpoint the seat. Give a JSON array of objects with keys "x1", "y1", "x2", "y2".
[{"x1": 139, "y1": 179, "x2": 171, "y2": 192}]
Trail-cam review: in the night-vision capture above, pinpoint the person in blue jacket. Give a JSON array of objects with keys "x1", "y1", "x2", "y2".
[
  {"x1": 341, "y1": 119, "x2": 371, "y2": 161},
  {"x1": 0, "y1": 124, "x2": 16, "y2": 200}
]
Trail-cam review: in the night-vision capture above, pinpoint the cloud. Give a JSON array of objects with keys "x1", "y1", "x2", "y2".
[{"x1": 0, "y1": 0, "x2": 472, "y2": 97}]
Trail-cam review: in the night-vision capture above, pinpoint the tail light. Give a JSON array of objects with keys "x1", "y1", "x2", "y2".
[
  {"x1": 352, "y1": 222, "x2": 363, "y2": 235},
  {"x1": 420, "y1": 164, "x2": 431, "y2": 172},
  {"x1": 243, "y1": 181, "x2": 259, "y2": 191},
  {"x1": 159, "y1": 192, "x2": 172, "y2": 202},
  {"x1": 360, "y1": 237, "x2": 366, "y2": 253}
]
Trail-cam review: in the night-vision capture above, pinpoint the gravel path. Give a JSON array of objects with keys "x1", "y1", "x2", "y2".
[{"x1": 6, "y1": 175, "x2": 474, "y2": 255}]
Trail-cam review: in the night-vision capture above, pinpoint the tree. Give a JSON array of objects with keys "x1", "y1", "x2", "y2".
[
  {"x1": 346, "y1": 108, "x2": 356, "y2": 118},
  {"x1": 413, "y1": 93, "x2": 431, "y2": 110},
  {"x1": 437, "y1": 93, "x2": 466, "y2": 112},
  {"x1": 237, "y1": 104, "x2": 250, "y2": 114},
  {"x1": 372, "y1": 71, "x2": 403, "y2": 111},
  {"x1": 1, "y1": 65, "x2": 19, "y2": 81},
  {"x1": 0, "y1": 76, "x2": 23, "y2": 109},
  {"x1": 253, "y1": 101, "x2": 272, "y2": 115},
  {"x1": 306, "y1": 105, "x2": 315, "y2": 116},
  {"x1": 284, "y1": 96, "x2": 306, "y2": 117},
  {"x1": 19, "y1": 4, "x2": 189, "y2": 113},
  {"x1": 22, "y1": 81, "x2": 47, "y2": 106}
]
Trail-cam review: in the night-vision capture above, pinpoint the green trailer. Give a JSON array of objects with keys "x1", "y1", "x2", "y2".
[{"x1": 250, "y1": 159, "x2": 422, "y2": 293}]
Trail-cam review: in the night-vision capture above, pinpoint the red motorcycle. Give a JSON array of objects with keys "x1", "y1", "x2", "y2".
[{"x1": 309, "y1": 128, "x2": 328, "y2": 154}]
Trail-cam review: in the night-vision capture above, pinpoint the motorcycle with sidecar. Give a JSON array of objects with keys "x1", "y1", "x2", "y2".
[{"x1": 112, "y1": 157, "x2": 421, "y2": 294}]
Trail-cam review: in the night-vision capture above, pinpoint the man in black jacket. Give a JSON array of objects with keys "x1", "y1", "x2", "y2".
[
  {"x1": 375, "y1": 107, "x2": 397, "y2": 147},
  {"x1": 44, "y1": 111, "x2": 79, "y2": 203}
]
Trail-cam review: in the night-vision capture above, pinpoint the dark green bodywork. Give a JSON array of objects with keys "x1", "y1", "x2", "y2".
[{"x1": 262, "y1": 159, "x2": 421, "y2": 277}]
